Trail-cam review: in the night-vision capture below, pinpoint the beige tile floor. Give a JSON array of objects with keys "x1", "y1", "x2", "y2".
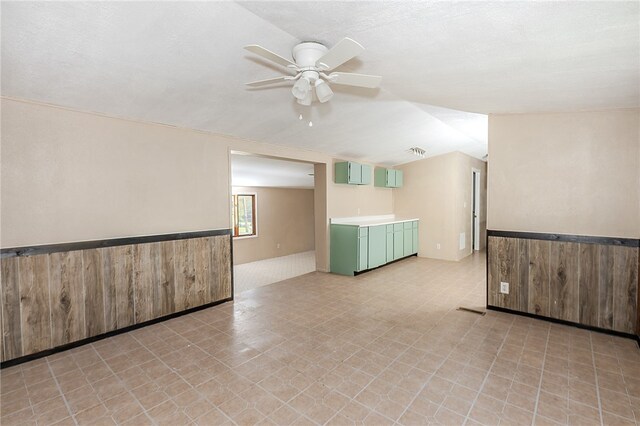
[{"x1": 1, "y1": 252, "x2": 639, "y2": 426}]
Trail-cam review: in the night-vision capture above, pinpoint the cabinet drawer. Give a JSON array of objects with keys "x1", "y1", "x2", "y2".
[
  {"x1": 393, "y1": 223, "x2": 403, "y2": 232},
  {"x1": 403, "y1": 221, "x2": 412, "y2": 230},
  {"x1": 358, "y1": 227, "x2": 368, "y2": 237}
]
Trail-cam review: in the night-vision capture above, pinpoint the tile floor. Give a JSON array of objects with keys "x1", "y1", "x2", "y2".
[
  {"x1": 1, "y1": 252, "x2": 639, "y2": 426},
  {"x1": 234, "y1": 251, "x2": 316, "y2": 295}
]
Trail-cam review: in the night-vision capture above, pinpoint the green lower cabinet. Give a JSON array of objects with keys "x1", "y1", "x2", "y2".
[
  {"x1": 367, "y1": 225, "x2": 386, "y2": 269},
  {"x1": 357, "y1": 236, "x2": 368, "y2": 271},
  {"x1": 330, "y1": 221, "x2": 418, "y2": 276},
  {"x1": 393, "y1": 226, "x2": 403, "y2": 260},
  {"x1": 403, "y1": 223, "x2": 413, "y2": 257},
  {"x1": 386, "y1": 225, "x2": 394, "y2": 263}
]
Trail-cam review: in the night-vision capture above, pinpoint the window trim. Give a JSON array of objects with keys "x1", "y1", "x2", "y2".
[{"x1": 232, "y1": 193, "x2": 258, "y2": 239}]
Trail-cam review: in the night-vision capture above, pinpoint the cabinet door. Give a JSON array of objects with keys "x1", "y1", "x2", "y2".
[
  {"x1": 395, "y1": 170, "x2": 403, "y2": 187},
  {"x1": 357, "y1": 236, "x2": 368, "y2": 271},
  {"x1": 404, "y1": 227, "x2": 412, "y2": 257},
  {"x1": 348, "y1": 162, "x2": 362, "y2": 184},
  {"x1": 386, "y1": 169, "x2": 396, "y2": 187},
  {"x1": 412, "y1": 222, "x2": 418, "y2": 254},
  {"x1": 393, "y1": 230, "x2": 403, "y2": 260},
  {"x1": 386, "y1": 228, "x2": 394, "y2": 263},
  {"x1": 367, "y1": 225, "x2": 386, "y2": 268},
  {"x1": 360, "y1": 164, "x2": 372, "y2": 185}
]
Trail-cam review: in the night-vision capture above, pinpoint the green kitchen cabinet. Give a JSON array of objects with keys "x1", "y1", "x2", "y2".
[
  {"x1": 386, "y1": 225, "x2": 394, "y2": 263},
  {"x1": 358, "y1": 231, "x2": 368, "y2": 271},
  {"x1": 367, "y1": 225, "x2": 386, "y2": 269},
  {"x1": 330, "y1": 220, "x2": 418, "y2": 276},
  {"x1": 374, "y1": 168, "x2": 403, "y2": 188},
  {"x1": 335, "y1": 162, "x2": 371, "y2": 185},
  {"x1": 393, "y1": 223, "x2": 404, "y2": 260},
  {"x1": 403, "y1": 221, "x2": 413, "y2": 257}
]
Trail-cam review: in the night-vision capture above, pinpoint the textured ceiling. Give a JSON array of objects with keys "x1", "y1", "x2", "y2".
[
  {"x1": 2, "y1": 2, "x2": 638, "y2": 166},
  {"x1": 232, "y1": 154, "x2": 315, "y2": 188}
]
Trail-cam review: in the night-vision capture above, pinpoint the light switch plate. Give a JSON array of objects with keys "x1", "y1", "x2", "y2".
[{"x1": 500, "y1": 282, "x2": 509, "y2": 294}]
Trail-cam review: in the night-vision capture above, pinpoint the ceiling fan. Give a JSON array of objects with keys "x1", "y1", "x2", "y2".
[{"x1": 244, "y1": 38, "x2": 382, "y2": 105}]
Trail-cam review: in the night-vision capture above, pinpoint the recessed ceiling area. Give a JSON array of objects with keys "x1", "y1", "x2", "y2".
[
  {"x1": 231, "y1": 154, "x2": 315, "y2": 189},
  {"x1": 2, "y1": 1, "x2": 637, "y2": 166}
]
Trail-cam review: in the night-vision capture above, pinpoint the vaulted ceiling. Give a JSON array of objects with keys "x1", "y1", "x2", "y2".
[{"x1": 2, "y1": 2, "x2": 638, "y2": 165}]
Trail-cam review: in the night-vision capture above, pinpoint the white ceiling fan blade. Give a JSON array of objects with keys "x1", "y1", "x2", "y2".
[
  {"x1": 245, "y1": 76, "x2": 290, "y2": 87},
  {"x1": 329, "y1": 72, "x2": 382, "y2": 89},
  {"x1": 244, "y1": 45, "x2": 297, "y2": 68},
  {"x1": 315, "y1": 37, "x2": 364, "y2": 71}
]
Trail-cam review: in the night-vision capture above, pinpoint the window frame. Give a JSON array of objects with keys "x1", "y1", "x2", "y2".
[{"x1": 232, "y1": 193, "x2": 258, "y2": 239}]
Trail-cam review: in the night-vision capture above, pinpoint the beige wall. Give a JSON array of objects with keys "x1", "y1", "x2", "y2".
[
  {"x1": 488, "y1": 110, "x2": 640, "y2": 238},
  {"x1": 327, "y1": 159, "x2": 395, "y2": 219},
  {"x1": 394, "y1": 152, "x2": 487, "y2": 261},
  {"x1": 1, "y1": 98, "x2": 397, "y2": 272},
  {"x1": 231, "y1": 186, "x2": 314, "y2": 265}
]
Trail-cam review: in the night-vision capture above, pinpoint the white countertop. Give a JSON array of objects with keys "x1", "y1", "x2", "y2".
[{"x1": 330, "y1": 215, "x2": 419, "y2": 227}]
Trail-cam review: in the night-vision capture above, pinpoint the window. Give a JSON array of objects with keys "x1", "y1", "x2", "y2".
[{"x1": 232, "y1": 194, "x2": 256, "y2": 237}]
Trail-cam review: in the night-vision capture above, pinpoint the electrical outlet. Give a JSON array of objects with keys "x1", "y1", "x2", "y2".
[
  {"x1": 500, "y1": 282, "x2": 509, "y2": 294},
  {"x1": 276, "y1": 243, "x2": 281, "y2": 249},
  {"x1": 436, "y1": 243, "x2": 441, "y2": 250}
]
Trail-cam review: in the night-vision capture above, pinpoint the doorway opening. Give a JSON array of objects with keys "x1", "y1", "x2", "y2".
[
  {"x1": 472, "y1": 168, "x2": 481, "y2": 251},
  {"x1": 230, "y1": 152, "x2": 318, "y2": 294}
]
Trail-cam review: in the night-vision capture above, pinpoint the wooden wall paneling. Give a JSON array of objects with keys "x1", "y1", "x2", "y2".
[
  {"x1": 528, "y1": 239, "x2": 550, "y2": 316},
  {"x1": 175, "y1": 239, "x2": 196, "y2": 311},
  {"x1": 517, "y1": 239, "x2": 529, "y2": 312},
  {"x1": 578, "y1": 244, "x2": 599, "y2": 327},
  {"x1": 102, "y1": 245, "x2": 134, "y2": 331},
  {"x1": 153, "y1": 241, "x2": 175, "y2": 318},
  {"x1": 83, "y1": 249, "x2": 105, "y2": 337},
  {"x1": 497, "y1": 237, "x2": 518, "y2": 310},
  {"x1": 598, "y1": 246, "x2": 615, "y2": 329},
  {"x1": 549, "y1": 242, "x2": 579, "y2": 322},
  {"x1": 211, "y1": 236, "x2": 232, "y2": 301},
  {"x1": 193, "y1": 238, "x2": 211, "y2": 307},
  {"x1": 19, "y1": 255, "x2": 52, "y2": 354},
  {"x1": 1, "y1": 257, "x2": 21, "y2": 360},
  {"x1": 134, "y1": 244, "x2": 154, "y2": 323},
  {"x1": 49, "y1": 251, "x2": 85, "y2": 347},
  {"x1": 487, "y1": 237, "x2": 500, "y2": 306},
  {"x1": 612, "y1": 246, "x2": 638, "y2": 333}
]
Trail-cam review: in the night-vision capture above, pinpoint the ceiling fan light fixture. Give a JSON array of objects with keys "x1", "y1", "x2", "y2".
[
  {"x1": 296, "y1": 89, "x2": 313, "y2": 106},
  {"x1": 291, "y1": 77, "x2": 311, "y2": 100},
  {"x1": 315, "y1": 79, "x2": 334, "y2": 103}
]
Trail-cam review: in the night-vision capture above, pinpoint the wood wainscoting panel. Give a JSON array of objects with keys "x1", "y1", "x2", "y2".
[
  {"x1": 101, "y1": 245, "x2": 135, "y2": 331},
  {"x1": 83, "y1": 249, "x2": 106, "y2": 338},
  {"x1": 19, "y1": 255, "x2": 52, "y2": 354},
  {"x1": 488, "y1": 231, "x2": 639, "y2": 336},
  {"x1": 549, "y1": 242, "x2": 579, "y2": 323},
  {"x1": 598, "y1": 246, "x2": 615, "y2": 330},
  {"x1": 578, "y1": 244, "x2": 599, "y2": 327},
  {"x1": 193, "y1": 238, "x2": 212, "y2": 307},
  {"x1": 212, "y1": 236, "x2": 232, "y2": 301},
  {"x1": 153, "y1": 241, "x2": 176, "y2": 319},
  {"x1": 528, "y1": 239, "x2": 550, "y2": 317},
  {"x1": 0, "y1": 230, "x2": 232, "y2": 363},
  {"x1": 49, "y1": 251, "x2": 85, "y2": 347},
  {"x1": 1, "y1": 257, "x2": 22, "y2": 360},
  {"x1": 175, "y1": 239, "x2": 196, "y2": 311},
  {"x1": 612, "y1": 246, "x2": 638, "y2": 333}
]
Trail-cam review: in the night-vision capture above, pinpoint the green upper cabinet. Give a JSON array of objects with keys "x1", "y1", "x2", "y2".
[
  {"x1": 374, "y1": 168, "x2": 403, "y2": 188},
  {"x1": 335, "y1": 162, "x2": 371, "y2": 185}
]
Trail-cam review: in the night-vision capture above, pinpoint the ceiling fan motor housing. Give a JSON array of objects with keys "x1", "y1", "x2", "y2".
[{"x1": 292, "y1": 42, "x2": 328, "y2": 67}]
